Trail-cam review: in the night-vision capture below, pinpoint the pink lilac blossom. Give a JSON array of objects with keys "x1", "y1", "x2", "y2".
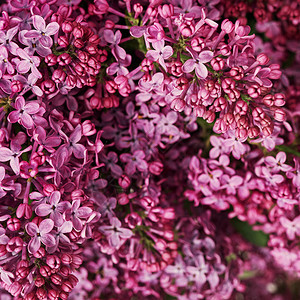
[{"x1": 0, "y1": 0, "x2": 298, "y2": 299}]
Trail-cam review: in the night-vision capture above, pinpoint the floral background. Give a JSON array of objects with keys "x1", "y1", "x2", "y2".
[{"x1": 0, "y1": 0, "x2": 300, "y2": 299}]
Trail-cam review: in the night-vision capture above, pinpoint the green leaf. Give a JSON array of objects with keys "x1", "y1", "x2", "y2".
[
  {"x1": 275, "y1": 145, "x2": 300, "y2": 157},
  {"x1": 238, "y1": 270, "x2": 258, "y2": 280},
  {"x1": 230, "y1": 218, "x2": 269, "y2": 247},
  {"x1": 164, "y1": 294, "x2": 177, "y2": 300}
]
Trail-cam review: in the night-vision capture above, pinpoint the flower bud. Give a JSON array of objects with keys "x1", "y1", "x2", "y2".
[
  {"x1": 11, "y1": 80, "x2": 23, "y2": 93},
  {"x1": 40, "y1": 265, "x2": 52, "y2": 277},
  {"x1": 60, "y1": 266, "x2": 71, "y2": 277},
  {"x1": 263, "y1": 94, "x2": 274, "y2": 107},
  {"x1": 36, "y1": 287, "x2": 47, "y2": 300},
  {"x1": 62, "y1": 21, "x2": 73, "y2": 33},
  {"x1": 24, "y1": 292, "x2": 37, "y2": 300},
  {"x1": 170, "y1": 98, "x2": 185, "y2": 112},
  {"x1": 213, "y1": 118, "x2": 227, "y2": 134},
  {"x1": 211, "y1": 57, "x2": 225, "y2": 71},
  {"x1": 74, "y1": 38, "x2": 84, "y2": 48},
  {"x1": 48, "y1": 289, "x2": 59, "y2": 300},
  {"x1": 51, "y1": 273, "x2": 62, "y2": 285},
  {"x1": 221, "y1": 19, "x2": 234, "y2": 33},
  {"x1": 59, "y1": 292, "x2": 69, "y2": 300},
  {"x1": 274, "y1": 108, "x2": 286, "y2": 122},
  {"x1": 7, "y1": 218, "x2": 21, "y2": 231},
  {"x1": 117, "y1": 193, "x2": 129, "y2": 205},
  {"x1": 34, "y1": 275, "x2": 45, "y2": 287},
  {"x1": 68, "y1": 274, "x2": 79, "y2": 287},
  {"x1": 41, "y1": 79, "x2": 56, "y2": 94},
  {"x1": 58, "y1": 36, "x2": 69, "y2": 48},
  {"x1": 58, "y1": 53, "x2": 72, "y2": 66},
  {"x1": 262, "y1": 125, "x2": 273, "y2": 136},
  {"x1": 105, "y1": 20, "x2": 115, "y2": 29},
  {"x1": 16, "y1": 266, "x2": 29, "y2": 279},
  {"x1": 159, "y1": 4, "x2": 174, "y2": 18},
  {"x1": 47, "y1": 255, "x2": 61, "y2": 270},
  {"x1": 125, "y1": 212, "x2": 142, "y2": 229},
  {"x1": 235, "y1": 128, "x2": 248, "y2": 139},
  {"x1": 61, "y1": 280, "x2": 73, "y2": 293},
  {"x1": 248, "y1": 126, "x2": 260, "y2": 138},
  {"x1": 73, "y1": 25, "x2": 84, "y2": 38},
  {"x1": 203, "y1": 110, "x2": 215, "y2": 123},
  {"x1": 274, "y1": 93, "x2": 285, "y2": 106},
  {"x1": 149, "y1": 161, "x2": 163, "y2": 175},
  {"x1": 118, "y1": 175, "x2": 131, "y2": 189},
  {"x1": 256, "y1": 53, "x2": 269, "y2": 65},
  {"x1": 61, "y1": 253, "x2": 72, "y2": 265},
  {"x1": 45, "y1": 54, "x2": 57, "y2": 66}
]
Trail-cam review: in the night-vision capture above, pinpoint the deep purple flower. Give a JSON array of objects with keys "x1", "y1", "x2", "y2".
[{"x1": 120, "y1": 150, "x2": 148, "y2": 176}]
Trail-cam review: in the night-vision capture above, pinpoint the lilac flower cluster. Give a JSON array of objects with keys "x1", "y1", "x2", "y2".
[{"x1": 0, "y1": 0, "x2": 299, "y2": 299}]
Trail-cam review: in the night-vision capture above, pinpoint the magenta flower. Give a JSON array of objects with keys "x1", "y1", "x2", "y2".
[
  {"x1": 61, "y1": 124, "x2": 86, "y2": 159},
  {"x1": 182, "y1": 49, "x2": 214, "y2": 78},
  {"x1": 0, "y1": 166, "x2": 14, "y2": 198},
  {"x1": 209, "y1": 135, "x2": 227, "y2": 159},
  {"x1": 146, "y1": 40, "x2": 173, "y2": 72},
  {"x1": 18, "y1": 30, "x2": 51, "y2": 57},
  {"x1": 0, "y1": 26, "x2": 19, "y2": 55},
  {"x1": 186, "y1": 254, "x2": 209, "y2": 288},
  {"x1": 280, "y1": 216, "x2": 300, "y2": 240},
  {"x1": 14, "y1": 74, "x2": 43, "y2": 96},
  {"x1": 221, "y1": 174, "x2": 243, "y2": 194},
  {"x1": 8, "y1": 96, "x2": 40, "y2": 129},
  {"x1": 100, "y1": 151, "x2": 123, "y2": 178},
  {"x1": 48, "y1": 221, "x2": 73, "y2": 254},
  {"x1": 265, "y1": 152, "x2": 293, "y2": 172},
  {"x1": 156, "y1": 111, "x2": 179, "y2": 135},
  {"x1": 35, "y1": 191, "x2": 71, "y2": 227},
  {"x1": 25, "y1": 219, "x2": 56, "y2": 254},
  {"x1": 25, "y1": 15, "x2": 59, "y2": 48},
  {"x1": 103, "y1": 29, "x2": 126, "y2": 60},
  {"x1": 0, "y1": 142, "x2": 32, "y2": 175},
  {"x1": 15, "y1": 48, "x2": 42, "y2": 78},
  {"x1": 120, "y1": 150, "x2": 148, "y2": 176},
  {"x1": 33, "y1": 126, "x2": 61, "y2": 152},
  {"x1": 0, "y1": 267, "x2": 14, "y2": 286},
  {"x1": 65, "y1": 200, "x2": 93, "y2": 231},
  {"x1": 99, "y1": 217, "x2": 133, "y2": 248},
  {"x1": 198, "y1": 169, "x2": 223, "y2": 190},
  {"x1": 0, "y1": 45, "x2": 14, "y2": 75}
]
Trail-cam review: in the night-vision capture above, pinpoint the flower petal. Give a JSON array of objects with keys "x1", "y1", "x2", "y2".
[
  {"x1": 28, "y1": 236, "x2": 40, "y2": 254},
  {"x1": 25, "y1": 222, "x2": 38, "y2": 236},
  {"x1": 39, "y1": 218, "x2": 54, "y2": 234},
  {"x1": 41, "y1": 233, "x2": 56, "y2": 247},
  {"x1": 32, "y1": 15, "x2": 46, "y2": 32},
  {"x1": 45, "y1": 22, "x2": 59, "y2": 35},
  {"x1": 182, "y1": 59, "x2": 196, "y2": 73}
]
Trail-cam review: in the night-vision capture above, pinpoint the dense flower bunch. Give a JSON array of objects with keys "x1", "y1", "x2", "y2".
[{"x1": 0, "y1": 0, "x2": 299, "y2": 299}]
